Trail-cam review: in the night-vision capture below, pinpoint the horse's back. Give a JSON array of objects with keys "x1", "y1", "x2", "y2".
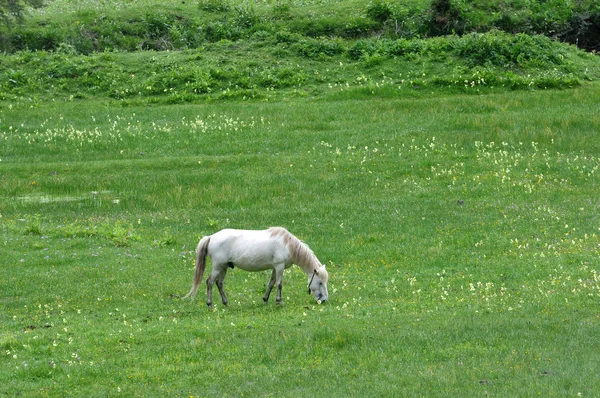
[{"x1": 210, "y1": 228, "x2": 274, "y2": 245}]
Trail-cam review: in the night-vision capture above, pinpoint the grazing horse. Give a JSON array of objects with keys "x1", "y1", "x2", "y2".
[{"x1": 183, "y1": 227, "x2": 329, "y2": 307}]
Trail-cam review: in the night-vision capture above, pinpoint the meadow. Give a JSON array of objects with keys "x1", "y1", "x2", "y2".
[
  {"x1": 3, "y1": 83, "x2": 600, "y2": 396},
  {"x1": 2, "y1": 0, "x2": 600, "y2": 396}
]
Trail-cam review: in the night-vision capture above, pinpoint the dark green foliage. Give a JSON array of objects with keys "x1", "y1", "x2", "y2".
[
  {"x1": 271, "y1": 3, "x2": 292, "y2": 21},
  {"x1": 562, "y1": 8, "x2": 600, "y2": 52},
  {"x1": 426, "y1": 0, "x2": 470, "y2": 35},
  {"x1": 347, "y1": 31, "x2": 574, "y2": 72},
  {"x1": 203, "y1": 20, "x2": 242, "y2": 42},
  {"x1": 366, "y1": 1, "x2": 393, "y2": 23},
  {"x1": 291, "y1": 37, "x2": 344, "y2": 58},
  {"x1": 1, "y1": 10, "x2": 204, "y2": 53},
  {"x1": 198, "y1": 0, "x2": 230, "y2": 13},
  {"x1": 0, "y1": 0, "x2": 43, "y2": 25},
  {"x1": 1, "y1": 0, "x2": 599, "y2": 54},
  {"x1": 424, "y1": 0, "x2": 600, "y2": 51},
  {"x1": 233, "y1": 5, "x2": 258, "y2": 29},
  {"x1": 347, "y1": 39, "x2": 379, "y2": 60},
  {"x1": 341, "y1": 16, "x2": 379, "y2": 38},
  {"x1": 3, "y1": 27, "x2": 60, "y2": 51},
  {"x1": 455, "y1": 31, "x2": 570, "y2": 69}
]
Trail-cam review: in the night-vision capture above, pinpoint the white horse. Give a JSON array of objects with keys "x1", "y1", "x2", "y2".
[{"x1": 183, "y1": 227, "x2": 329, "y2": 307}]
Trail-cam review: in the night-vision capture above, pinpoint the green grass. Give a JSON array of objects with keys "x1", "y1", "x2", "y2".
[
  {"x1": 2, "y1": 82, "x2": 600, "y2": 396},
  {"x1": 1, "y1": 0, "x2": 600, "y2": 395}
]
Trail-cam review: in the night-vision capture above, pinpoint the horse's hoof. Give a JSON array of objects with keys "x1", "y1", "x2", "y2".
[
  {"x1": 207, "y1": 303, "x2": 213, "y2": 309},
  {"x1": 276, "y1": 300, "x2": 283, "y2": 306}
]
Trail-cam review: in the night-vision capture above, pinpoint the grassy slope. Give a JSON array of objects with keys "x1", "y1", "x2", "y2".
[
  {"x1": 2, "y1": 0, "x2": 600, "y2": 105},
  {"x1": 1, "y1": 0, "x2": 600, "y2": 396}
]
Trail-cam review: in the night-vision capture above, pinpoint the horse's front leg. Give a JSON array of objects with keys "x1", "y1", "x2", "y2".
[
  {"x1": 275, "y1": 266, "x2": 285, "y2": 305},
  {"x1": 263, "y1": 270, "x2": 276, "y2": 303}
]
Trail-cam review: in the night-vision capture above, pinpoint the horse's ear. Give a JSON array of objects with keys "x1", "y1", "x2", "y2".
[{"x1": 314, "y1": 269, "x2": 319, "y2": 275}]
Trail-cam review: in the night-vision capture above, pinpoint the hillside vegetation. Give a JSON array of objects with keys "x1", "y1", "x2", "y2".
[
  {"x1": 1, "y1": 0, "x2": 599, "y2": 105},
  {"x1": 4, "y1": 0, "x2": 600, "y2": 52}
]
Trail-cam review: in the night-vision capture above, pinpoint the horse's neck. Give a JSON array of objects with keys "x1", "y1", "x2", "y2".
[
  {"x1": 297, "y1": 258, "x2": 319, "y2": 275},
  {"x1": 270, "y1": 227, "x2": 321, "y2": 273},
  {"x1": 288, "y1": 236, "x2": 320, "y2": 274}
]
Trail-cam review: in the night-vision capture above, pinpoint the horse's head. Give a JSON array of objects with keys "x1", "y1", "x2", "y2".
[{"x1": 307, "y1": 265, "x2": 329, "y2": 303}]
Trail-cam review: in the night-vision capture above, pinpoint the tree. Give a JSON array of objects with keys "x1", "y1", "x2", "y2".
[{"x1": 1, "y1": 0, "x2": 44, "y2": 26}]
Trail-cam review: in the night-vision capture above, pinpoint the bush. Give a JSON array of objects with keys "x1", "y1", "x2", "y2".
[
  {"x1": 455, "y1": 31, "x2": 570, "y2": 70},
  {"x1": 204, "y1": 20, "x2": 241, "y2": 42},
  {"x1": 234, "y1": 5, "x2": 259, "y2": 29},
  {"x1": 342, "y1": 16, "x2": 379, "y2": 38},
  {"x1": 366, "y1": 1, "x2": 393, "y2": 23},
  {"x1": 560, "y1": 8, "x2": 600, "y2": 51},
  {"x1": 3, "y1": 29, "x2": 61, "y2": 52},
  {"x1": 426, "y1": 0, "x2": 470, "y2": 36},
  {"x1": 275, "y1": 30, "x2": 302, "y2": 44},
  {"x1": 271, "y1": 3, "x2": 292, "y2": 20},
  {"x1": 292, "y1": 37, "x2": 344, "y2": 58},
  {"x1": 347, "y1": 39, "x2": 379, "y2": 60},
  {"x1": 199, "y1": 0, "x2": 230, "y2": 13}
]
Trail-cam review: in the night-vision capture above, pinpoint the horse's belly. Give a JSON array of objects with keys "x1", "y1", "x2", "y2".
[
  {"x1": 232, "y1": 261, "x2": 275, "y2": 272},
  {"x1": 229, "y1": 251, "x2": 291, "y2": 271}
]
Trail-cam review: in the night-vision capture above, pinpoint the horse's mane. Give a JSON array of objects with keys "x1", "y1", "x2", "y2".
[{"x1": 269, "y1": 227, "x2": 326, "y2": 279}]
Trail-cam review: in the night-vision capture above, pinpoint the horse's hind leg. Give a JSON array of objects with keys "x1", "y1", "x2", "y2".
[
  {"x1": 263, "y1": 270, "x2": 276, "y2": 303},
  {"x1": 207, "y1": 266, "x2": 227, "y2": 308},
  {"x1": 206, "y1": 275, "x2": 214, "y2": 309},
  {"x1": 216, "y1": 270, "x2": 228, "y2": 306}
]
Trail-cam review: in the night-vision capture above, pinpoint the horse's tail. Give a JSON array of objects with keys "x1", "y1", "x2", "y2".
[{"x1": 183, "y1": 236, "x2": 211, "y2": 299}]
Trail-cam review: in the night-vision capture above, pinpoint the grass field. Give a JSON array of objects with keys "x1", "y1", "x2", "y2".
[
  {"x1": 2, "y1": 83, "x2": 600, "y2": 396},
  {"x1": 2, "y1": 0, "x2": 600, "y2": 396}
]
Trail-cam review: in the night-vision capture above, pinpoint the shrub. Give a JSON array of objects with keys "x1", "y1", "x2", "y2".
[
  {"x1": 292, "y1": 37, "x2": 344, "y2": 58},
  {"x1": 390, "y1": 6, "x2": 428, "y2": 38},
  {"x1": 258, "y1": 67, "x2": 306, "y2": 88},
  {"x1": 366, "y1": 1, "x2": 393, "y2": 23},
  {"x1": 288, "y1": 15, "x2": 338, "y2": 37},
  {"x1": 271, "y1": 3, "x2": 292, "y2": 20},
  {"x1": 199, "y1": 0, "x2": 230, "y2": 13},
  {"x1": 204, "y1": 21, "x2": 242, "y2": 42},
  {"x1": 341, "y1": 16, "x2": 378, "y2": 38},
  {"x1": 275, "y1": 30, "x2": 302, "y2": 44},
  {"x1": 455, "y1": 31, "x2": 570, "y2": 70},
  {"x1": 143, "y1": 11, "x2": 172, "y2": 40},
  {"x1": 347, "y1": 39, "x2": 379, "y2": 60},
  {"x1": 425, "y1": 0, "x2": 470, "y2": 36},
  {"x1": 5, "y1": 29, "x2": 61, "y2": 52},
  {"x1": 234, "y1": 5, "x2": 259, "y2": 29},
  {"x1": 380, "y1": 38, "x2": 413, "y2": 56},
  {"x1": 560, "y1": 8, "x2": 600, "y2": 52}
]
